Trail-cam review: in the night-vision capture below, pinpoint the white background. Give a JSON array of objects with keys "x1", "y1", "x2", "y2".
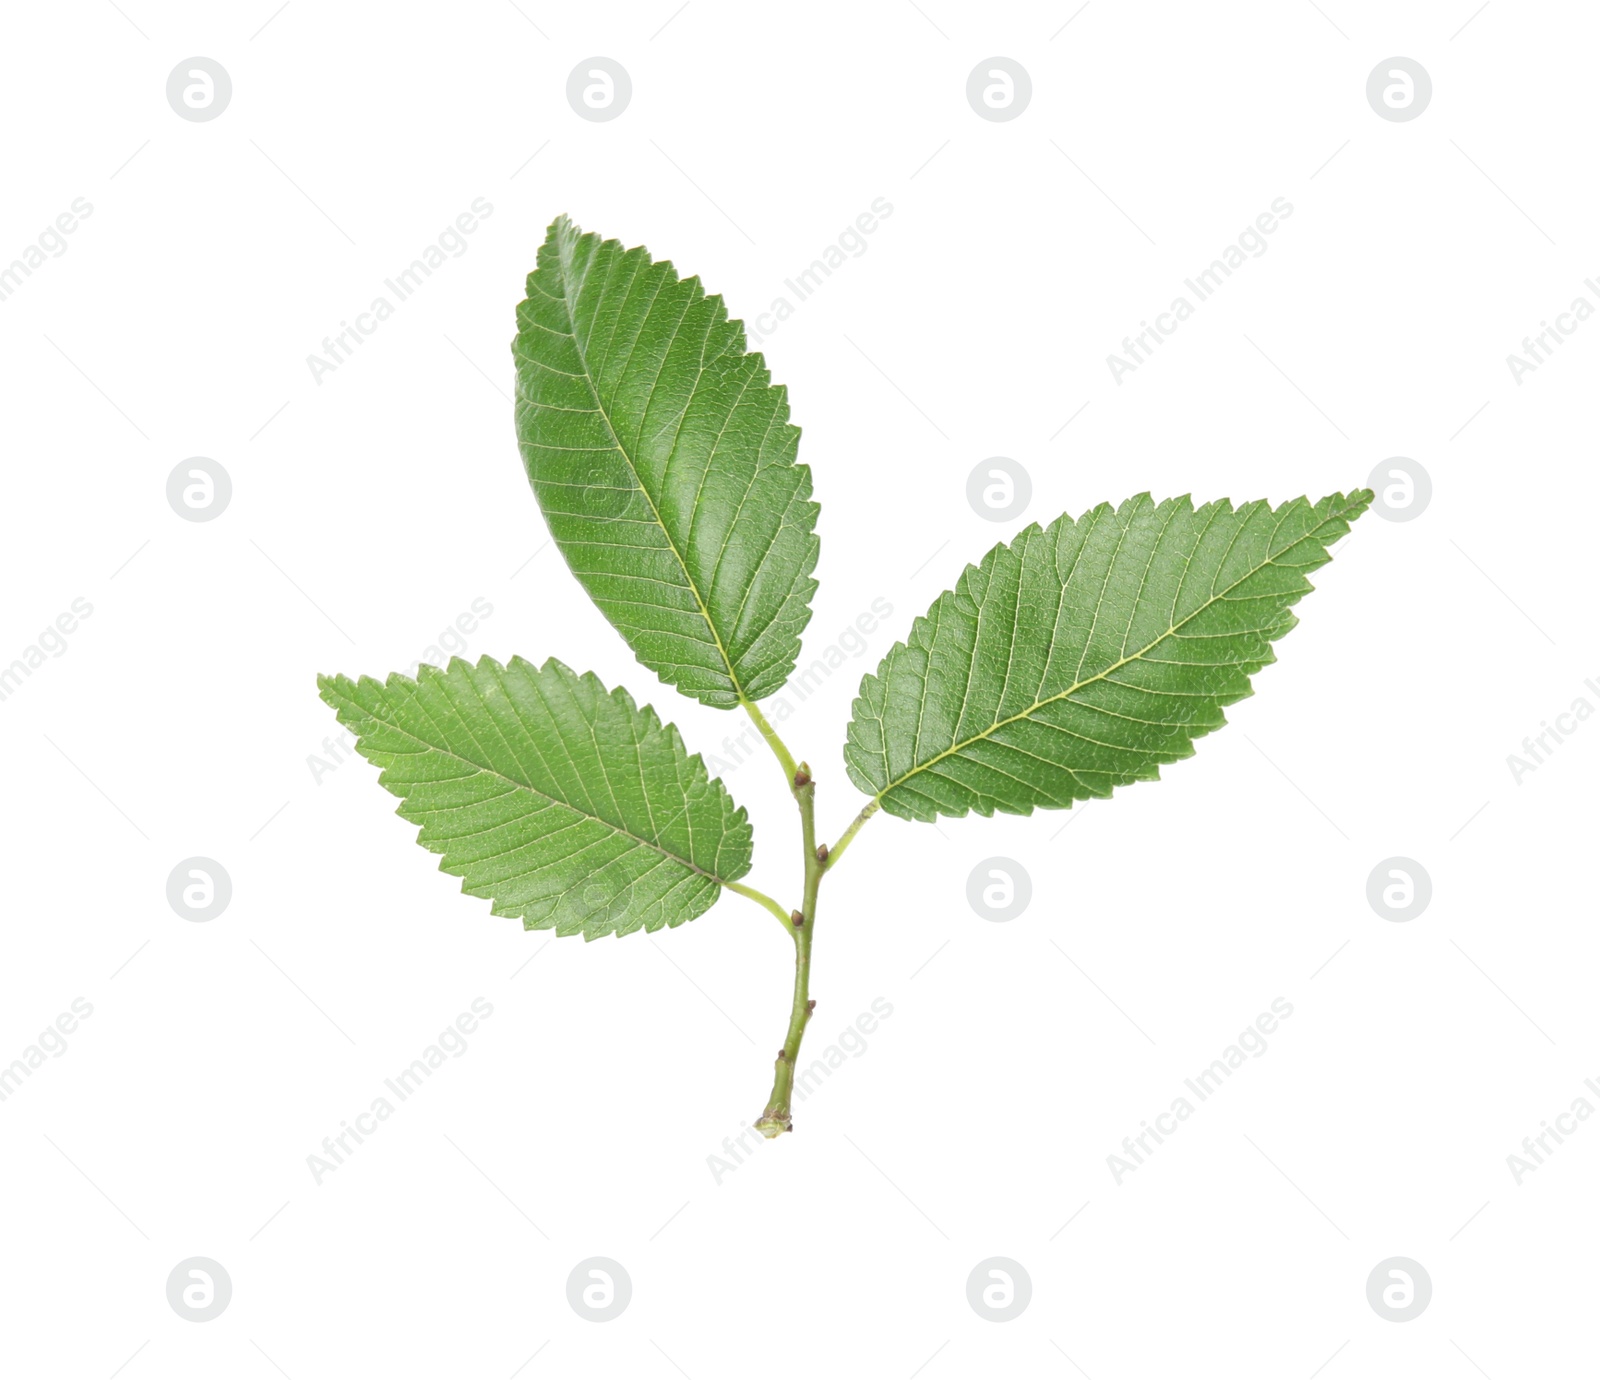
[{"x1": 1, "y1": 1, "x2": 1595, "y2": 1375}]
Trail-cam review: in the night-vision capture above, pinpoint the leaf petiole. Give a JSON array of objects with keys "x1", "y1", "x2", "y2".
[
  {"x1": 722, "y1": 877, "x2": 795, "y2": 932},
  {"x1": 822, "y1": 800, "x2": 880, "y2": 874},
  {"x1": 739, "y1": 695, "x2": 799, "y2": 787}
]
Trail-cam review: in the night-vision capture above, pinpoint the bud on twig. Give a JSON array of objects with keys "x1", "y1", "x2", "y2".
[
  {"x1": 790, "y1": 910, "x2": 805, "y2": 928},
  {"x1": 792, "y1": 768, "x2": 811, "y2": 789},
  {"x1": 816, "y1": 844, "x2": 829, "y2": 863}
]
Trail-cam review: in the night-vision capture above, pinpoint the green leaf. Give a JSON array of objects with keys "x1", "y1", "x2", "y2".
[
  {"x1": 318, "y1": 656, "x2": 753, "y2": 939},
  {"x1": 845, "y1": 491, "x2": 1371, "y2": 822},
  {"x1": 512, "y1": 215, "x2": 820, "y2": 710}
]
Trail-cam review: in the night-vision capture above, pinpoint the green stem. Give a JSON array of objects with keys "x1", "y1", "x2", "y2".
[
  {"x1": 755, "y1": 770, "x2": 821, "y2": 1137},
  {"x1": 729, "y1": 694, "x2": 879, "y2": 1136}
]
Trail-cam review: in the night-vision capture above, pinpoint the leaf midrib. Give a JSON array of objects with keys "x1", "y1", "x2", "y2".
[
  {"x1": 549, "y1": 233, "x2": 751, "y2": 707},
  {"x1": 874, "y1": 501, "x2": 1354, "y2": 802}
]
